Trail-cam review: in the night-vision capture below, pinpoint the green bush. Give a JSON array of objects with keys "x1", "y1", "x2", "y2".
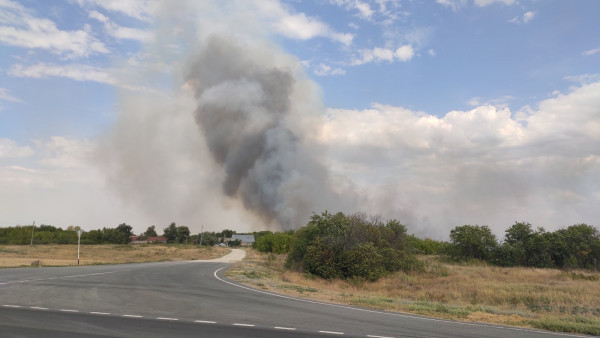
[{"x1": 286, "y1": 211, "x2": 419, "y2": 281}]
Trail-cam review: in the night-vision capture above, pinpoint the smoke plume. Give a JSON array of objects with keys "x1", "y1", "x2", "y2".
[{"x1": 96, "y1": 2, "x2": 354, "y2": 231}]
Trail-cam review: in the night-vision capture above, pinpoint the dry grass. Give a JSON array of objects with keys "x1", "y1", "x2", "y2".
[
  {"x1": 225, "y1": 250, "x2": 600, "y2": 335},
  {"x1": 0, "y1": 244, "x2": 229, "y2": 268}
]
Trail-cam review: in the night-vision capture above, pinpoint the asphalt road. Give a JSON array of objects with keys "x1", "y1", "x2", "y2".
[{"x1": 0, "y1": 250, "x2": 589, "y2": 338}]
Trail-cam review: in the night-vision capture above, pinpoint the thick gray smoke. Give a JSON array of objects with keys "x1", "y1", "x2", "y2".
[
  {"x1": 185, "y1": 35, "x2": 345, "y2": 228},
  {"x1": 95, "y1": 2, "x2": 356, "y2": 231}
]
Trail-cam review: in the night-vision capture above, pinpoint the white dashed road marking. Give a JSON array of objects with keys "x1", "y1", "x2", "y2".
[
  {"x1": 90, "y1": 312, "x2": 110, "y2": 315},
  {"x1": 2, "y1": 304, "x2": 21, "y2": 308},
  {"x1": 194, "y1": 320, "x2": 217, "y2": 324},
  {"x1": 275, "y1": 326, "x2": 296, "y2": 330},
  {"x1": 233, "y1": 323, "x2": 255, "y2": 327},
  {"x1": 29, "y1": 306, "x2": 48, "y2": 310},
  {"x1": 60, "y1": 309, "x2": 78, "y2": 312},
  {"x1": 122, "y1": 314, "x2": 143, "y2": 318},
  {"x1": 157, "y1": 317, "x2": 178, "y2": 321},
  {"x1": 319, "y1": 331, "x2": 344, "y2": 335},
  {"x1": 367, "y1": 335, "x2": 394, "y2": 338}
]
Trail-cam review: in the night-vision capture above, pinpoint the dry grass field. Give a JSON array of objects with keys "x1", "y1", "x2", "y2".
[
  {"x1": 225, "y1": 250, "x2": 600, "y2": 335},
  {"x1": 0, "y1": 244, "x2": 230, "y2": 268}
]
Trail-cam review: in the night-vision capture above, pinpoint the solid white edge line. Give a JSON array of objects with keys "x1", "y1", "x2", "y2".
[
  {"x1": 194, "y1": 320, "x2": 217, "y2": 324},
  {"x1": 157, "y1": 317, "x2": 178, "y2": 321},
  {"x1": 213, "y1": 267, "x2": 587, "y2": 338},
  {"x1": 233, "y1": 323, "x2": 255, "y2": 327},
  {"x1": 367, "y1": 335, "x2": 394, "y2": 338},
  {"x1": 275, "y1": 326, "x2": 296, "y2": 330},
  {"x1": 30, "y1": 306, "x2": 48, "y2": 310},
  {"x1": 319, "y1": 330, "x2": 344, "y2": 335}
]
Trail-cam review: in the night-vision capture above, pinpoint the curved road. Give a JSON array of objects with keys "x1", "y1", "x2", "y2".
[{"x1": 0, "y1": 250, "x2": 587, "y2": 337}]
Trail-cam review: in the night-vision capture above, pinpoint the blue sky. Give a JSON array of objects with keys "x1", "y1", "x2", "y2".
[{"x1": 1, "y1": 0, "x2": 599, "y2": 237}]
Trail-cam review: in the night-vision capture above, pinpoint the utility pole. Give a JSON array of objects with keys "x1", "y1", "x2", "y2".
[
  {"x1": 77, "y1": 229, "x2": 82, "y2": 265},
  {"x1": 30, "y1": 220, "x2": 35, "y2": 246},
  {"x1": 199, "y1": 225, "x2": 204, "y2": 247}
]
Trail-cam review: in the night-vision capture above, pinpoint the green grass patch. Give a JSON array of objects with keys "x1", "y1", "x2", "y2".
[
  {"x1": 529, "y1": 316, "x2": 600, "y2": 336},
  {"x1": 407, "y1": 301, "x2": 472, "y2": 318},
  {"x1": 350, "y1": 296, "x2": 396, "y2": 307},
  {"x1": 281, "y1": 285, "x2": 318, "y2": 294}
]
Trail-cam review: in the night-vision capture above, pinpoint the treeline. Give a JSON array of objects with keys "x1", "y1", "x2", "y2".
[
  {"x1": 446, "y1": 222, "x2": 600, "y2": 270},
  {"x1": 0, "y1": 224, "x2": 133, "y2": 245},
  {"x1": 0, "y1": 222, "x2": 242, "y2": 246},
  {"x1": 253, "y1": 213, "x2": 600, "y2": 281}
]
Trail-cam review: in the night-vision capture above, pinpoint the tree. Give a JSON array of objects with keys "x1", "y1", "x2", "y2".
[
  {"x1": 176, "y1": 226, "x2": 191, "y2": 244},
  {"x1": 163, "y1": 222, "x2": 178, "y2": 243},
  {"x1": 448, "y1": 225, "x2": 498, "y2": 261},
  {"x1": 145, "y1": 225, "x2": 157, "y2": 237},
  {"x1": 116, "y1": 223, "x2": 133, "y2": 244}
]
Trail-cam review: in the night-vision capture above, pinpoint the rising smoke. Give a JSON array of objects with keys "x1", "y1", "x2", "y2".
[{"x1": 96, "y1": 2, "x2": 355, "y2": 231}]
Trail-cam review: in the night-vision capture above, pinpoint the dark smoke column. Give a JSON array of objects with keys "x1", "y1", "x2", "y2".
[{"x1": 185, "y1": 34, "x2": 342, "y2": 229}]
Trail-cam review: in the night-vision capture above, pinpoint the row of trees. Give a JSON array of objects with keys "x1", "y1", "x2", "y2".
[
  {"x1": 0, "y1": 224, "x2": 133, "y2": 245},
  {"x1": 447, "y1": 222, "x2": 600, "y2": 269}
]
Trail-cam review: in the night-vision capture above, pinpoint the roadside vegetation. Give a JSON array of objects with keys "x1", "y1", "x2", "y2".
[
  {"x1": 227, "y1": 249, "x2": 600, "y2": 336},
  {"x1": 0, "y1": 244, "x2": 229, "y2": 268},
  {"x1": 232, "y1": 211, "x2": 600, "y2": 335}
]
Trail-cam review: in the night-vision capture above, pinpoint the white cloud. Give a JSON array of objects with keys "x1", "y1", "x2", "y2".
[
  {"x1": 436, "y1": 0, "x2": 468, "y2": 11},
  {"x1": 474, "y1": 0, "x2": 516, "y2": 6},
  {"x1": 510, "y1": 11, "x2": 536, "y2": 24},
  {"x1": 352, "y1": 44, "x2": 414, "y2": 65},
  {"x1": 523, "y1": 11, "x2": 536, "y2": 23},
  {"x1": 0, "y1": 0, "x2": 108, "y2": 58},
  {"x1": 314, "y1": 63, "x2": 346, "y2": 76},
  {"x1": 8, "y1": 62, "x2": 161, "y2": 93},
  {"x1": 330, "y1": 0, "x2": 374, "y2": 20},
  {"x1": 0, "y1": 87, "x2": 21, "y2": 102},
  {"x1": 75, "y1": 0, "x2": 151, "y2": 22},
  {"x1": 0, "y1": 138, "x2": 34, "y2": 158},
  {"x1": 255, "y1": 0, "x2": 354, "y2": 45},
  {"x1": 89, "y1": 10, "x2": 151, "y2": 41},
  {"x1": 582, "y1": 47, "x2": 600, "y2": 56},
  {"x1": 319, "y1": 80, "x2": 600, "y2": 236},
  {"x1": 9, "y1": 62, "x2": 115, "y2": 84}
]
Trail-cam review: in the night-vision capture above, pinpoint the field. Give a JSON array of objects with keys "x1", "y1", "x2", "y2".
[
  {"x1": 225, "y1": 250, "x2": 600, "y2": 335},
  {"x1": 0, "y1": 244, "x2": 229, "y2": 268}
]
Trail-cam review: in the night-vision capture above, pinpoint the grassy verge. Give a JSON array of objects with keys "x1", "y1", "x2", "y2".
[
  {"x1": 0, "y1": 244, "x2": 229, "y2": 268},
  {"x1": 225, "y1": 249, "x2": 600, "y2": 336}
]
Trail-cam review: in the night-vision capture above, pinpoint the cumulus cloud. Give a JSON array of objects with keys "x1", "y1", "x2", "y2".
[
  {"x1": 0, "y1": 138, "x2": 34, "y2": 158},
  {"x1": 352, "y1": 45, "x2": 414, "y2": 65},
  {"x1": 0, "y1": 0, "x2": 107, "y2": 58},
  {"x1": 255, "y1": 0, "x2": 353, "y2": 45},
  {"x1": 314, "y1": 63, "x2": 346, "y2": 76},
  {"x1": 320, "y1": 81, "x2": 600, "y2": 237}
]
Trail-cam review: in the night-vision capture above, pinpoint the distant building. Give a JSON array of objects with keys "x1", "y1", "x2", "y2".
[{"x1": 231, "y1": 234, "x2": 255, "y2": 246}]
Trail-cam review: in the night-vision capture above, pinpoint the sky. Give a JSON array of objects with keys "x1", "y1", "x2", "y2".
[{"x1": 0, "y1": 0, "x2": 599, "y2": 238}]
